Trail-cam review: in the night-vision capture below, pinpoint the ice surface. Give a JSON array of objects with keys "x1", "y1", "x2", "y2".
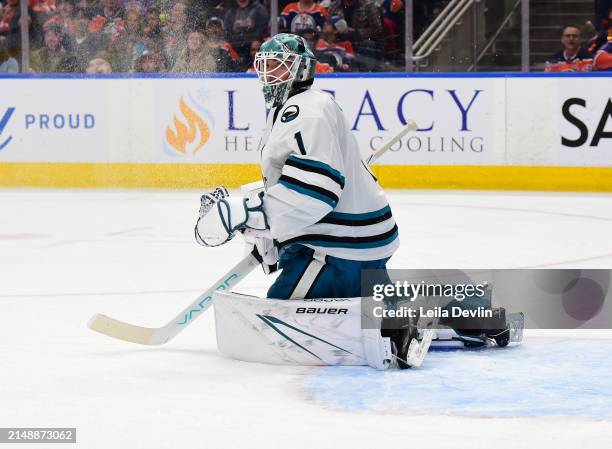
[
  {"x1": 1, "y1": 189, "x2": 612, "y2": 449},
  {"x1": 307, "y1": 337, "x2": 612, "y2": 418}
]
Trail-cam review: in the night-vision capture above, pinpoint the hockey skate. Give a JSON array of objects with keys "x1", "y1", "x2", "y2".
[
  {"x1": 382, "y1": 307, "x2": 435, "y2": 369},
  {"x1": 450, "y1": 308, "x2": 524, "y2": 348}
]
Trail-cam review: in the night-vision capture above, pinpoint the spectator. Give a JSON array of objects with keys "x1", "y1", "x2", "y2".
[
  {"x1": 549, "y1": 25, "x2": 593, "y2": 64},
  {"x1": 203, "y1": 16, "x2": 239, "y2": 72},
  {"x1": 594, "y1": 32, "x2": 612, "y2": 70},
  {"x1": 135, "y1": 49, "x2": 164, "y2": 71},
  {"x1": 161, "y1": 0, "x2": 189, "y2": 69},
  {"x1": 0, "y1": 35, "x2": 18, "y2": 72},
  {"x1": 124, "y1": 1, "x2": 152, "y2": 55},
  {"x1": 44, "y1": 0, "x2": 78, "y2": 36},
  {"x1": 316, "y1": 16, "x2": 354, "y2": 70},
  {"x1": 244, "y1": 37, "x2": 260, "y2": 72},
  {"x1": 381, "y1": 0, "x2": 403, "y2": 52},
  {"x1": 44, "y1": 0, "x2": 83, "y2": 51},
  {"x1": 123, "y1": 2, "x2": 143, "y2": 37},
  {"x1": 280, "y1": 0, "x2": 328, "y2": 34},
  {"x1": 298, "y1": 26, "x2": 317, "y2": 51},
  {"x1": 89, "y1": 0, "x2": 125, "y2": 36},
  {"x1": 172, "y1": 29, "x2": 211, "y2": 72},
  {"x1": 85, "y1": 56, "x2": 112, "y2": 72},
  {"x1": 102, "y1": 26, "x2": 148, "y2": 72},
  {"x1": 223, "y1": 0, "x2": 268, "y2": 61},
  {"x1": 0, "y1": 0, "x2": 22, "y2": 55},
  {"x1": 328, "y1": 0, "x2": 382, "y2": 70},
  {"x1": 141, "y1": 6, "x2": 162, "y2": 52},
  {"x1": 30, "y1": 24, "x2": 71, "y2": 72},
  {"x1": 30, "y1": 0, "x2": 58, "y2": 47},
  {"x1": 297, "y1": 27, "x2": 335, "y2": 72},
  {"x1": 30, "y1": 0, "x2": 57, "y2": 38},
  {"x1": 588, "y1": 6, "x2": 612, "y2": 52},
  {"x1": 71, "y1": 6, "x2": 103, "y2": 70},
  {"x1": 328, "y1": 0, "x2": 382, "y2": 43}
]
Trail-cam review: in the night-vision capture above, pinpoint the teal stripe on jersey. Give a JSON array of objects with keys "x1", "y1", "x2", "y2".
[
  {"x1": 286, "y1": 155, "x2": 345, "y2": 187},
  {"x1": 279, "y1": 179, "x2": 338, "y2": 208},
  {"x1": 283, "y1": 229, "x2": 399, "y2": 250},
  {"x1": 325, "y1": 205, "x2": 391, "y2": 221}
]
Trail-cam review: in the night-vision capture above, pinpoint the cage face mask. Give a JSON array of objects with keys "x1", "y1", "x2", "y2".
[
  {"x1": 254, "y1": 51, "x2": 302, "y2": 108},
  {"x1": 253, "y1": 33, "x2": 316, "y2": 108}
]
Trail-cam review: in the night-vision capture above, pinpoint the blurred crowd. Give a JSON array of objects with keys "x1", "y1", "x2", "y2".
[
  {"x1": 0, "y1": 0, "x2": 416, "y2": 73},
  {"x1": 2, "y1": 0, "x2": 611, "y2": 74}
]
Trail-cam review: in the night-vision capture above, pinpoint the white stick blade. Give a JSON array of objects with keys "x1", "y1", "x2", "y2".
[{"x1": 88, "y1": 314, "x2": 156, "y2": 345}]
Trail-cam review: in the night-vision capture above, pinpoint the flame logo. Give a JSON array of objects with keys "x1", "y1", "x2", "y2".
[{"x1": 165, "y1": 97, "x2": 210, "y2": 155}]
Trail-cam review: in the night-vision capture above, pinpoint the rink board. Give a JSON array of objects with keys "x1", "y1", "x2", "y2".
[
  {"x1": 1, "y1": 162, "x2": 612, "y2": 191},
  {"x1": 0, "y1": 73, "x2": 610, "y2": 190}
]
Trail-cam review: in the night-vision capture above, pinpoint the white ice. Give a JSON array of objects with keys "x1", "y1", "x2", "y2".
[{"x1": 1, "y1": 189, "x2": 612, "y2": 449}]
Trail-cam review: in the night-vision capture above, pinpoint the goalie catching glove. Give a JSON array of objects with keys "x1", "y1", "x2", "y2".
[{"x1": 194, "y1": 184, "x2": 278, "y2": 273}]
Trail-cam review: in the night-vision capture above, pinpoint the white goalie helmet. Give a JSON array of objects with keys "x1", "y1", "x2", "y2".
[{"x1": 254, "y1": 33, "x2": 316, "y2": 108}]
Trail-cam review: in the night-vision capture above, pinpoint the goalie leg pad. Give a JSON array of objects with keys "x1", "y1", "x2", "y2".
[{"x1": 213, "y1": 291, "x2": 394, "y2": 370}]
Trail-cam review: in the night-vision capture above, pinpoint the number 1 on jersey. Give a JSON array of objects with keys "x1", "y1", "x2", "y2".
[{"x1": 294, "y1": 132, "x2": 306, "y2": 155}]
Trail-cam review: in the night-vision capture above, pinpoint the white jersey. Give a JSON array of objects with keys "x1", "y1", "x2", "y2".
[{"x1": 259, "y1": 88, "x2": 399, "y2": 261}]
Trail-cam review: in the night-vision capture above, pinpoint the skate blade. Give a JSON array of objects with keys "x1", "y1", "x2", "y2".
[
  {"x1": 508, "y1": 312, "x2": 524, "y2": 343},
  {"x1": 406, "y1": 328, "x2": 436, "y2": 368}
]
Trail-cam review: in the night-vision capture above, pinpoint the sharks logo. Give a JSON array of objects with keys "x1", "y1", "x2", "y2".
[{"x1": 281, "y1": 105, "x2": 300, "y2": 123}]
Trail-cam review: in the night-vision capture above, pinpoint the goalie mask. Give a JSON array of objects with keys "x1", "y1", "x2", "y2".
[{"x1": 254, "y1": 33, "x2": 316, "y2": 108}]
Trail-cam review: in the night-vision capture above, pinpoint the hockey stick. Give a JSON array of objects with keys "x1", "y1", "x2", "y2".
[
  {"x1": 88, "y1": 120, "x2": 418, "y2": 345},
  {"x1": 88, "y1": 253, "x2": 261, "y2": 345},
  {"x1": 365, "y1": 120, "x2": 417, "y2": 166}
]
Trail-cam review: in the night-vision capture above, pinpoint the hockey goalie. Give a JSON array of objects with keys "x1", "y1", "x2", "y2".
[{"x1": 195, "y1": 33, "x2": 522, "y2": 370}]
